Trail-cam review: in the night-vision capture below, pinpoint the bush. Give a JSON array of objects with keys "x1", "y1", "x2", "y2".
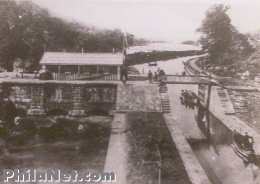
[
  {"x1": 46, "y1": 109, "x2": 68, "y2": 116},
  {"x1": 16, "y1": 108, "x2": 27, "y2": 117},
  {"x1": 0, "y1": 126, "x2": 8, "y2": 138},
  {"x1": 39, "y1": 126, "x2": 64, "y2": 141},
  {"x1": 38, "y1": 118, "x2": 81, "y2": 141}
]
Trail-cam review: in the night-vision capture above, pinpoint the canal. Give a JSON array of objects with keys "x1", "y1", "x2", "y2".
[
  {"x1": 0, "y1": 116, "x2": 112, "y2": 183},
  {"x1": 131, "y1": 42, "x2": 260, "y2": 184}
]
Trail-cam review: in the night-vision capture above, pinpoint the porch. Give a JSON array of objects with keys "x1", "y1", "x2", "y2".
[
  {"x1": 40, "y1": 52, "x2": 124, "y2": 81},
  {"x1": 46, "y1": 65, "x2": 120, "y2": 81}
]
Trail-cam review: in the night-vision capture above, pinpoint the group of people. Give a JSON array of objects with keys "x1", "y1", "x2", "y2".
[
  {"x1": 148, "y1": 68, "x2": 166, "y2": 83},
  {"x1": 233, "y1": 130, "x2": 254, "y2": 151},
  {"x1": 180, "y1": 90, "x2": 197, "y2": 109}
]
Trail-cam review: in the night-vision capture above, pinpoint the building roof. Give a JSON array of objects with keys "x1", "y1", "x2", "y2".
[{"x1": 40, "y1": 52, "x2": 124, "y2": 66}]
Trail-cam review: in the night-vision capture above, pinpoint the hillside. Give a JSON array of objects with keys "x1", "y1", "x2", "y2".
[{"x1": 0, "y1": 0, "x2": 144, "y2": 71}]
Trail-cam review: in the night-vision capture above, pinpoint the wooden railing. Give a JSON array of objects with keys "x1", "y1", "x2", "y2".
[{"x1": 52, "y1": 72, "x2": 119, "y2": 81}]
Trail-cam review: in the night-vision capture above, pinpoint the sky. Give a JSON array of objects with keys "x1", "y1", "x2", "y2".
[{"x1": 30, "y1": 0, "x2": 260, "y2": 42}]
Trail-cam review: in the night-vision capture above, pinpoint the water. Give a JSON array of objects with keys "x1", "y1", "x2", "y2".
[
  {"x1": 167, "y1": 82, "x2": 260, "y2": 184},
  {"x1": 130, "y1": 42, "x2": 260, "y2": 184},
  {"x1": 129, "y1": 42, "x2": 201, "y2": 75},
  {"x1": 128, "y1": 42, "x2": 200, "y2": 54},
  {"x1": 0, "y1": 116, "x2": 112, "y2": 183},
  {"x1": 194, "y1": 113, "x2": 260, "y2": 184}
]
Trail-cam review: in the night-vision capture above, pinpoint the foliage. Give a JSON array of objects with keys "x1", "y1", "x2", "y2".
[
  {"x1": 198, "y1": 4, "x2": 254, "y2": 65},
  {"x1": 0, "y1": 0, "x2": 139, "y2": 71}
]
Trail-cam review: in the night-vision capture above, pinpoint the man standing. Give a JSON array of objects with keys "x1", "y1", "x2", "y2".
[
  {"x1": 121, "y1": 65, "x2": 128, "y2": 84},
  {"x1": 148, "y1": 70, "x2": 153, "y2": 83}
]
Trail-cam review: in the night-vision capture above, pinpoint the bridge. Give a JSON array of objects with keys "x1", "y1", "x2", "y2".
[{"x1": 166, "y1": 74, "x2": 215, "y2": 85}]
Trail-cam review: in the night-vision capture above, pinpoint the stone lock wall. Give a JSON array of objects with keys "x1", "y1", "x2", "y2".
[{"x1": 2, "y1": 83, "x2": 117, "y2": 116}]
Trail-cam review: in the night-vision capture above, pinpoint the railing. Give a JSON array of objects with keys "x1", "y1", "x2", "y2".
[
  {"x1": 166, "y1": 75, "x2": 214, "y2": 85},
  {"x1": 52, "y1": 72, "x2": 119, "y2": 81},
  {"x1": 100, "y1": 74, "x2": 118, "y2": 81},
  {"x1": 52, "y1": 72, "x2": 80, "y2": 80}
]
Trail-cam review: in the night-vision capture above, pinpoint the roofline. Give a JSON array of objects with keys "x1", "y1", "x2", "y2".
[
  {"x1": 40, "y1": 63, "x2": 122, "y2": 66},
  {"x1": 43, "y1": 51, "x2": 124, "y2": 55},
  {"x1": 39, "y1": 52, "x2": 124, "y2": 66}
]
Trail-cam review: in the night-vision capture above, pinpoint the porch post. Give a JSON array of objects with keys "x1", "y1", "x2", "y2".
[
  {"x1": 117, "y1": 66, "x2": 121, "y2": 80},
  {"x1": 77, "y1": 65, "x2": 80, "y2": 75},
  {"x1": 58, "y1": 65, "x2": 61, "y2": 80},
  {"x1": 77, "y1": 65, "x2": 80, "y2": 79},
  {"x1": 96, "y1": 65, "x2": 99, "y2": 74}
]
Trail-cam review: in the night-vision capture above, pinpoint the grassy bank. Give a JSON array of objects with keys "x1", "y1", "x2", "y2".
[{"x1": 126, "y1": 112, "x2": 191, "y2": 184}]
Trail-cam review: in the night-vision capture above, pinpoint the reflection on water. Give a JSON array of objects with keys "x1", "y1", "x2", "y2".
[
  {"x1": 128, "y1": 42, "x2": 200, "y2": 54},
  {"x1": 192, "y1": 113, "x2": 260, "y2": 184},
  {"x1": 0, "y1": 116, "x2": 112, "y2": 182}
]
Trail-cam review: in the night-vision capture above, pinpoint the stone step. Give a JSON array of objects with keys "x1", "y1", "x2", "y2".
[
  {"x1": 162, "y1": 105, "x2": 170, "y2": 107},
  {"x1": 162, "y1": 101, "x2": 170, "y2": 103},
  {"x1": 159, "y1": 85, "x2": 171, "y2": 113},
  {"x1": 163, "y1": 106, "x2": 170, "y2": 109}
]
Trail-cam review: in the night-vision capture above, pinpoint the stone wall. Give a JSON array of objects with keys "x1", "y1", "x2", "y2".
[{"x1": 1, "y1": 83, "x2": 117, "y2": 116}]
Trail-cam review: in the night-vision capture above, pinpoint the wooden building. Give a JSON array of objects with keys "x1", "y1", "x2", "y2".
[{"x1": 39, "y1": 52, "x2": 124, "y2": 80}]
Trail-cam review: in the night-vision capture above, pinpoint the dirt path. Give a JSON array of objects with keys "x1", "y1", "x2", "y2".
[{"x1": 104, "y1": 113, "x2": 128, "y2": 184}]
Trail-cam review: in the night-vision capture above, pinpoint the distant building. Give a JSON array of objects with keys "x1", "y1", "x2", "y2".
[{"x1": 39, "y1": 52, "x2": 124, "y2": 80}]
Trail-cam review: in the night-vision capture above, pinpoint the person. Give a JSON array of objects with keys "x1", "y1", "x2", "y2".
[
  {"x1": 158, "y1": 69, "x2": 164, "y2": 82},
  {"x1": 121, "y1": 66, "x2": 128, "y2": 84},
  {"x1": 233, "y1": 130, "x2": 245, "y2": 148},
  {"x1": 157, "y1": 67, "x2": 161, "y2": 74},
  {"x1": 244, "y1": 132, "x2": 254, "y2": 151},
  {"x1": 148, "y1": 70, "x2": 153, "y2": 83},
  {"x1": 187, "y1": 91, "x2": 192, "y2": 109},
  {"x1": 39, "y1": 67, "x2": 53, "y2": 80},
  {"x1": 183, "y1": 90, "x2": 188, "y2": 108},
  {"x1": 180, "y1": 90, "x2": 185, "y2": 105},
  {"x1": 161, "y1": 69, "x2": 166, "y2": 81},
  {"x1": 14, "y1": 116, "x2": 21, "y2": 126},
  {"x1": 154, "y1": 72, "x2": 158, "y2": 82},
  {"x1": 3, "y1": 98, "x2": 17, "y2": 128},
  {"x1": 34, "y1": 70, "x2": 38, "y2": 79},
  {"x1": 190, "y1": 91, "x2": 197, "y2": 109}
]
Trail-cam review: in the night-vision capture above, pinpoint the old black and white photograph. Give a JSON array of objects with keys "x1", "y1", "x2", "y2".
[{"x1": 0, "y1": 0, "x2": 260, "y2": 183}]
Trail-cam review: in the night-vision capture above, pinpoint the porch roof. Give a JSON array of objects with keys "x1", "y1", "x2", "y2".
[{"x1": 40, "y1": 52, "x2": 124, "y2": 66}]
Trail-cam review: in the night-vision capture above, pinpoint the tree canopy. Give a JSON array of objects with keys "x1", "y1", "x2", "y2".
[
  {"x1": 0, "y1": 0, "x2": 142, "y2": 71},
  {"x1": 198, "y1": 4, "x2": 253, "y2": 65}
]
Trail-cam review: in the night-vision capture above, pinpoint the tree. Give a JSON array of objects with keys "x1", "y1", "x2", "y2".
[
  {"x1": 198, "y1": 4, "x2": 233, "y2": 65},
  {"x1": 198, "y1": 4, "x2": 254, "y2": 65},
  {"x1": 0, "y1": 0, "x2": 140, "y2": 72},
  {"x1": 0, "y1": 0, "x2": 19, "y2": 71}
]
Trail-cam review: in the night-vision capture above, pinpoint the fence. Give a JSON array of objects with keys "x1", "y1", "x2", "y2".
[{"x1": 52, "y1": 72, "x2": 119, "y2": 81}]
